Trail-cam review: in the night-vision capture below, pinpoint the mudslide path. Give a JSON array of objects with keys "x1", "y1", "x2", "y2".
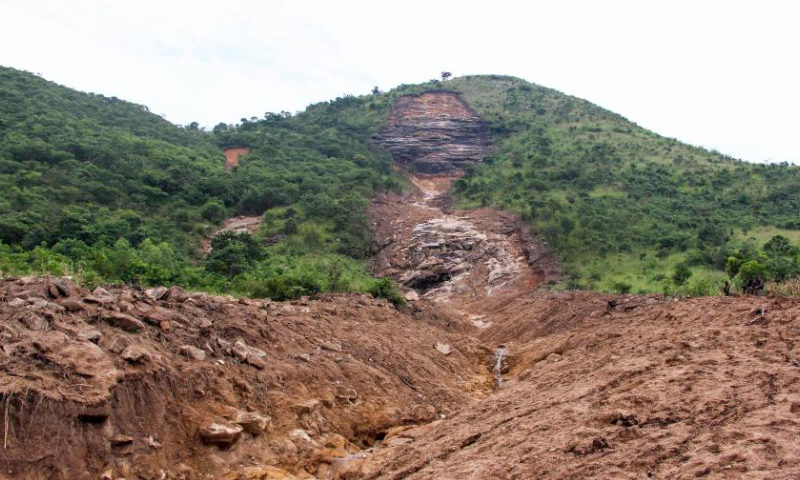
[{"x1": 371, "y1": 173, "x2": 553, "y2": 330}]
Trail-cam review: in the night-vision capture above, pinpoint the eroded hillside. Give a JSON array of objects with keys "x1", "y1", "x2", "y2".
[
  {"x1": 2, "y1": 86, "x2": 800, "y2": 480},
  {"x1": 373, "y1": 92, "x2": 490, "y2": 174}
]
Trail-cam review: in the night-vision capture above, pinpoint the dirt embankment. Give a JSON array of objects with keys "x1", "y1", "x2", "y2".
[{"x1": 0, "y1": 278, "x2": 492, "y2": 480}]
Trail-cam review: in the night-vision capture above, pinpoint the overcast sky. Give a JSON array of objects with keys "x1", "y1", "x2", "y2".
[{"x1": 1, "y1": 0, "x2": 798, "y2": 163}]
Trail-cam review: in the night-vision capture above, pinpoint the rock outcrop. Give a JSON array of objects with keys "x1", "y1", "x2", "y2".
[{"x1": 373, "y1": 92, "x2": 490, "y2": 174}]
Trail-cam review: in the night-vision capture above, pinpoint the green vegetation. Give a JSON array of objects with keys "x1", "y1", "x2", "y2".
[
  {"x1": 0, "y1": 66, "x2": 405, "y2": 303},
  {"x1": 3, "y1": 66, "x2": 800, "y2": 299},
  {"x1": 427, "y1": 75, "x2": 800, "y2": 294}
]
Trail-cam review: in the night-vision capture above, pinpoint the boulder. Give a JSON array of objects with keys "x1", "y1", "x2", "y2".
[
  {"x1": 120, "y1": 345, "x2": 148, "y2": 363},
  {"x1": 199, "y1": 422, "x2": 243, "y2": 448},
  {"x1": 246, "y1": 355, "x2": 266, "y2": 369},
  {"x1": 143, "y1": 308, "x2": 172, "y2": 325},
  {"x1": 101, "y1": 312, "x2": 144, "y2": 333},
  {"x1": 56, "y1": 298, "x2": 84, "y2": 312},
  {"x1": 291, "y1": 400, "x2": 321, "y2": 416},
  {"x1": 230, "y1": 339, "x2": 266, "y2": 369},
  {"x1": 145, "y1": 287, "x2": 168, "y2": 301},
  {"x1": 234, "y1": 411, "x2": 270, "y2": 435},
  {"x1": 47, "y1": 278, "x2": 72, "y2": 298},
  {"x1": 231, "y1": 340, "x2": 249, "y2": 362},
  {"x1": 5, "y1": 282, "x2": 48, "y2": 301},
  {"x1": 164, "y1": 286, "x2": 189, "y2": 303},
  {"x1": 85, "y1": 287, "x2": 117, "y2": 304}
]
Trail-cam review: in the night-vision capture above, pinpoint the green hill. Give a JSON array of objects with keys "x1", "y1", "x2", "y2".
[
  {"x1": 2, "y1": 67, "x2": 799, "y2": 297},
  {"x1": 440, "y1": 75, "x2": 800, "y2": 294},
  {"x1": 0, "y1": 66, "x2": 404, "y2": 301}
]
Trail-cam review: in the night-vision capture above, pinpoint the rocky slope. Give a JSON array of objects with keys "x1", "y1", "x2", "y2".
[{"x1": 373, "y1": 92, "x2": 490, "y2": 174}]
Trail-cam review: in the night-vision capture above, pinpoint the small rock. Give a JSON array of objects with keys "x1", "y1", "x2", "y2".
[
  {"x1": 234, "y1": 411, "x2": 270, "y2": 435},
  {"x1": 179, "y1": 345, "x2": 206, "y2": 361},
  {"x1": 103, "y1": 335, "x2": 132, "y2": 354},
  {"x1": 199, "y1": 422, "x2": 243, "y2": 447},
  {"x1": 248, "y1": 344, "x2": 267, "y2": 358},
  {"x1": 288, "y1": 428, "x2": 314, "y2": 444},
  {"x1": 291, "y1": 400, "x2": 321, "y2": 416},
  {"x1": 546, "y1": 353, "x2": 563, "y2": 363},
  {"x1": 296, "y1": 353, "x2": 311, "y2": 362},
  {"x1": 47, "y1": 284, "x2": 61, "y2": 299},
  {"x1": 404, "y1": 290, "x2": 420, "y2": 301},
  {"x1": 231, "y1": 340, "x2": 250, "y2": 362},
  {"x1": 247, "y1": 355, "x2": 266, "y2": 369},
  {"x1": 320, "y1": 341, "x2": 342, "y2": 352},
  {"x1": 120, "y1": 345, "x2": 148, "y2": 363},
  {"x1": 334, "y1": 386, "x2": 358, "y2": 403},
  {"x1": 102, "y1": 312, "x2": 145, "y2": 333},
  {"x1": 434, "y1": 342, "x2": 452, "y2": 356}
]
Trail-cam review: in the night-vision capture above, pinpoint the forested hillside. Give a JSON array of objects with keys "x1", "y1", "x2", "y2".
[
  {"x1": 439, "y1": 76, "x2": 800, "y2": 294},
  {"x1": 0, "y1": 66, "x2": 403, "y2": 301},
  {"x1": 3, "y1": 67, "x2": 800, "y2": 297}
]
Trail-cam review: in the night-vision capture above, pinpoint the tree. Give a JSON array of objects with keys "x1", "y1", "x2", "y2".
[
  {"x1": 371, "y1": 86, "x2": 381, "y2": 95},
  {"x1": 205, "y1": 232, "x2": 264, "y2": 278},
  {"x1": 441, "y1": 71, "x2": 452, "y2": 81},
  {"x1": 672, "y1": 263, "x2": 692, "y2": 286}
]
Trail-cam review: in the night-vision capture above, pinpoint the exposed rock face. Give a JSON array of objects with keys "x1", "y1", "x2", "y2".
[{"x1": 373, "y1": 92, "x2": 490, "y2": 174}]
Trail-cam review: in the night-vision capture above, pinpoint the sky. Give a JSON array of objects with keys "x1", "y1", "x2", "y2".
[{"x1": 1, "y1": 0, "x2": 798, "y2": 163}]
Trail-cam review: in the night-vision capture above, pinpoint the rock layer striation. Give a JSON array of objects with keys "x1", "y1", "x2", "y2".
[{"x1": 373, "y1": 92, "x2": 490, "y2": 174}]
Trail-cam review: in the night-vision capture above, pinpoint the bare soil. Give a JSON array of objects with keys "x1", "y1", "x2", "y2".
[{"x1": 1, "y1": 176, "x2": 798, "y2": 480}]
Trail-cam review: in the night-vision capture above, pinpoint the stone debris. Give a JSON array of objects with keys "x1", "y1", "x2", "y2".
[
  {"x1": 435, "y1": 342, "x2": 452, "y2": 356},
  {"x1": 179, "y1": 345, "x2": 206, "y2": 361},
  {"x1": 120, "y1": 345, "x2": 148, "y2": 363},
  {"x1": 199, "y1": 422, "x2": 243, "y2": 448},
  {"x1": 101, "y1": 312, "x2": 144, "y2": 333},
  {"x1": 234, "y1": 411, "x2": 270, "y2": 435}
]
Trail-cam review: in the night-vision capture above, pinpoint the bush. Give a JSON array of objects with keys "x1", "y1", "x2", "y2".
[
  {"x1": 367, "y1": 277, "x2": 407, "y2": 308},
  {"x1": 611, "y1": 281, "x2": 632, "y2": 294},
  {"x1": 672, "y1": 263, "x2": 692, "y2": 286}
]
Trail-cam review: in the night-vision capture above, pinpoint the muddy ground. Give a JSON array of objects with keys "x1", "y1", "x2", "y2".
[{"x1": 1, "y1": 175, "x2": 799, "y2": 480}]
